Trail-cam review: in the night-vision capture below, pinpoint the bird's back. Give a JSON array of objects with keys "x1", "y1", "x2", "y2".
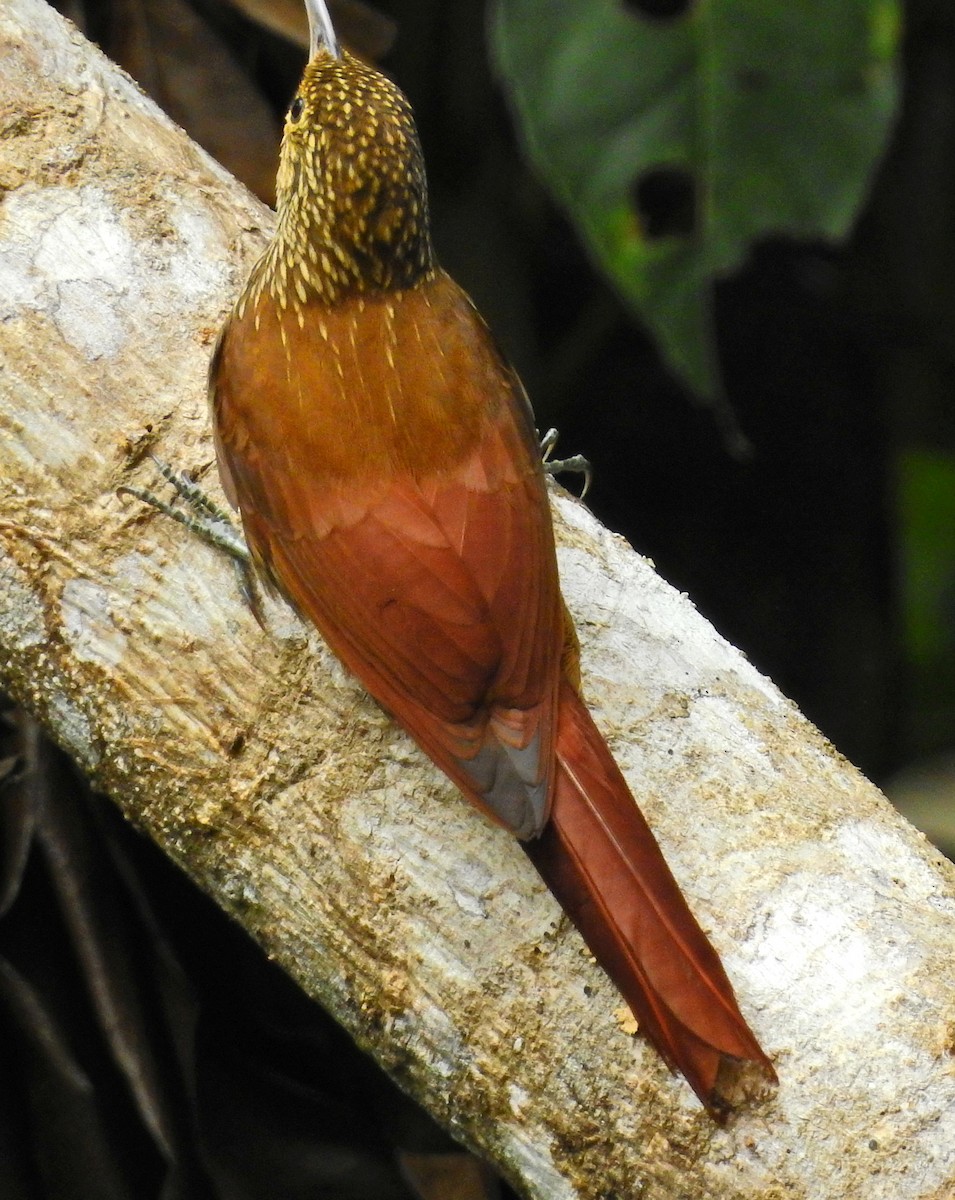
[{"x1": 211, "y1": 268, "x2": 565, "y2": 838}]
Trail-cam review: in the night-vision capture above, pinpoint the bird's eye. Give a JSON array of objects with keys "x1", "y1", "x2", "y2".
[{"x1": 289, "y1": 97, "x2": 305, "y2": 123}]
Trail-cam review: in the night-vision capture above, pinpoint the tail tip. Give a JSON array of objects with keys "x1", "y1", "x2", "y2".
[{"x1": 704, "y1": 1051, "x2": 778, "y2": 1122}]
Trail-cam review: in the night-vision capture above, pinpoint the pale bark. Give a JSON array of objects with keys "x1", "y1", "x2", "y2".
[{"x1": 1, "y1": 4, "x2": 953, "y2": 1197}]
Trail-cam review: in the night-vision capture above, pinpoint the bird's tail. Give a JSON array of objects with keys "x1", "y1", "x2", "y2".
[{"x1": 522, "y1": 680, "x2": 774, "y2": 1118}]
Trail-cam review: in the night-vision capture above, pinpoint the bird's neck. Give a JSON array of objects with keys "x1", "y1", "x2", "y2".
[{"x1": 245, "y1": 169, "x2": 435, "y2": 313}]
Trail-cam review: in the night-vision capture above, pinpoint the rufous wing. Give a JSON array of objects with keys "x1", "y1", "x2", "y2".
[{"x1": 211, "y1": 273, "x2": 564, "y2": 838}]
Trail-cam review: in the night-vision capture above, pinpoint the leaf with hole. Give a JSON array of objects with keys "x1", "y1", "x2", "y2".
[{"x1": 491, "y1": 0, "x2": 900, "y2": 401}]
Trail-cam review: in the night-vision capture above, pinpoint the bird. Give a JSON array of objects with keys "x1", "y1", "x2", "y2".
[{"x1": 208, "y1": 0, "x2": 775, "y2": 1119}]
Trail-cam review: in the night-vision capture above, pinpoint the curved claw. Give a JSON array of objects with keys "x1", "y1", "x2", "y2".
[{"x1": 540, "y1": 429, "x2": 592, "y2": 499}]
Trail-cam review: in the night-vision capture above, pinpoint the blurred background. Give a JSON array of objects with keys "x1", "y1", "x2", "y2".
[{"x1": 3, "y1": 0, "x2": 954, "y2": 1195}]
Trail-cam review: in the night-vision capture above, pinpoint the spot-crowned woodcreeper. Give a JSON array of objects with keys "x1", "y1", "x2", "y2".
[{"x1": 209, "y1": 0, "x2": 775, "y2": 1118}]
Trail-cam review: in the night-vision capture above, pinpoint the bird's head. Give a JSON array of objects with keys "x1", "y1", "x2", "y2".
[{"x1": 272, "y1": 0, "x2": 434, "y2": 302}]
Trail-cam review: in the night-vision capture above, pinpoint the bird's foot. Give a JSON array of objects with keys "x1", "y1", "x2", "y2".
[
  {"x1": 119, "y1": 457, "x2": 261, "y2": 616},
  {"x1": 540, "y1": 428, "x2": 592, "y2": 498}
]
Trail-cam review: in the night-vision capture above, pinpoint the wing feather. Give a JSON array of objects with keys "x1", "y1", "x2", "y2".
[{"x1": 212, "y1": 272, "x2": 563, "y2": 835}]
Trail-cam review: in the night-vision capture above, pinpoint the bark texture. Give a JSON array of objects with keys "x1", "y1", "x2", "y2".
[{"x1": 1, "y1": 3, "x2": 954, "y2": 1197}]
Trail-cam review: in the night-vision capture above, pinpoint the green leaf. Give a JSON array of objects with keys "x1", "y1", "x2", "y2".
[
  {"x1": 491, "y1": 0, "x2": 901, "y2": 399},
  {"x1": 899, "y1": 450, "x2": 955, "y2": 671}
]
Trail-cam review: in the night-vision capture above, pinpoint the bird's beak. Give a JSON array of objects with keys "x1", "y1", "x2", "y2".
[{"x1": 305, "y1": 0, "x2": 340, "y2": 60}]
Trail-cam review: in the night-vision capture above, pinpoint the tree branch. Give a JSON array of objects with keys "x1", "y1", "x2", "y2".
[{"x1": 1, "y1": 3, "x2": 953, "y2": 1196}]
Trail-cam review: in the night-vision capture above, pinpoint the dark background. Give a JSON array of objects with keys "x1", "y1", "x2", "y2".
[{"x1": 4, "y1": 1, "x2": 955, "y2": 1196}]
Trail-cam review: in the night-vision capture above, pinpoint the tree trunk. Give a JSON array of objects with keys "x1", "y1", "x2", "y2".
[{"x1": 1, "y1": 3, "x2": 953, "y2": 1196}]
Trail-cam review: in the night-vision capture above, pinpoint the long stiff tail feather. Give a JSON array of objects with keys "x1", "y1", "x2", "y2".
[{"x1": 523, "y1": 680, "x2": 775, "y2": 1118}]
